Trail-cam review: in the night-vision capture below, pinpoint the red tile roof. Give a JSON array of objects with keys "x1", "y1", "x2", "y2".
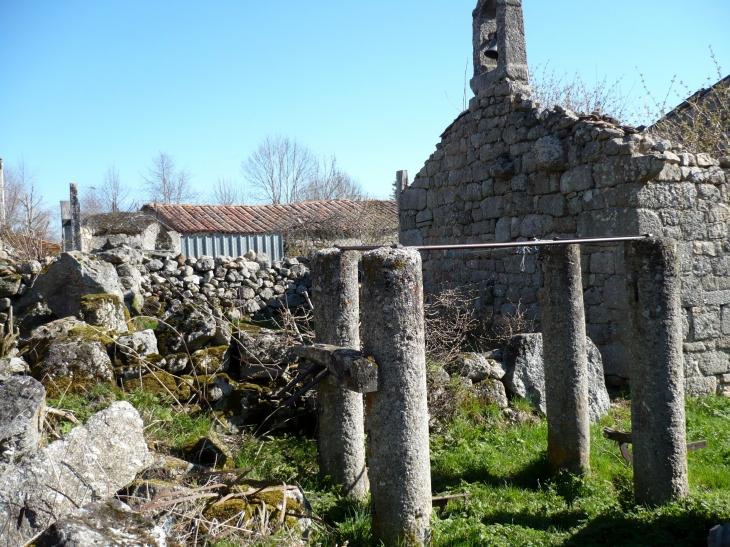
[{"x1": 142, "y1": 200, "x2": 398, "y2": 235}]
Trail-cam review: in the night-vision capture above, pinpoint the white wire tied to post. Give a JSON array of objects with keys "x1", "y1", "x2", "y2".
[{"x1": 516, "y1": 239, "x2": 542, "y2": 272}]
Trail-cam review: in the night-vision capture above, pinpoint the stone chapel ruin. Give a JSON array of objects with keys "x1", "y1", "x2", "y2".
[{"x1": 399, "y1": 0, "x2": 730, "y2": 395}]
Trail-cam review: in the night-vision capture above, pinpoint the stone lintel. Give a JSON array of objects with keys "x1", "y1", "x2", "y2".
[{"x1": 293, "y1": 344, "x2": 378, "y2": 394}]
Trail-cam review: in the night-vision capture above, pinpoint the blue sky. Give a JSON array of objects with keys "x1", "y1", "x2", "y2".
[{"x1": 1, "y1": 0, "x2": 728, "y2": 218}]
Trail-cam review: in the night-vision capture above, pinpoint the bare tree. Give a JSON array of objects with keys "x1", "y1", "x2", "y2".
[
  {"x1": 142, "y1": 152, "x2": 195, "y2": 204},
  {"x1": 78, "y1": 166, "x2": 131, "y2": 218},
  {"x1": 1, "y1": 158, "x2": 55, "y2": 259},
  {"x1": 103, "y1": 165, "x2": 130, "y2": 212},
  {"x1": 241, "y1": 135, "x2": 316, "y2": 204},
  {"x1": 300, "y1": 155, "x2": 364, "y2": 201},
  {"x1": 211, "y1": 176, "x2": 245, "y2": 205},
  {"x1": 80, "y1": 186, "x2": 105, "y2": 218}
]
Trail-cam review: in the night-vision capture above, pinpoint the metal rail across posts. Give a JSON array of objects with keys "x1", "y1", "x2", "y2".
[{"x1": 335, "y1": 234, "x2": 653, "y2": 252}]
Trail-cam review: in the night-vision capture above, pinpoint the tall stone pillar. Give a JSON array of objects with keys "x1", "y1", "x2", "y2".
[
  {"x1": 70, "y1": 183, "x2": 81, "y2": 251},
  {"x1": 311, "y1": 249, "x2": 368, "y2": 499},
  {"x1": 625, "y1": 238, "x2": 688, "y2": 505},
  {"x1": 362, "y1": 247, "x2": 431, "y2": 547},
  {"x1": 541, "y1": 244, "x2": 591, "y2": 475}
]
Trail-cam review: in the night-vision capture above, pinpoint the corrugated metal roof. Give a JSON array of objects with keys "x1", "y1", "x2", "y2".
[{"x1": 142, "y1": 200, "x2": 398, "y2": 235}]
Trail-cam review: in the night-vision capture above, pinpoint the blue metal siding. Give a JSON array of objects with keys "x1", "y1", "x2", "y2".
[{"x1": 180, "y1": 233, "x2": 283, "y2": 261}]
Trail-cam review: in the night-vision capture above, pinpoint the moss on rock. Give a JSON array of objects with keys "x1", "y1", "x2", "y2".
[
  {"x1": 67, "y1": 325, "x2": 116, "y2": 347},
  {"x1": 190, "y1": 346, "x2": 230, "y2": 375},
  {"x1": 124, "y1": 370, "x2": 184, "y2": 399},
  {"x1": 203, "y1": 498, "x2": 251, "y2": 524}
]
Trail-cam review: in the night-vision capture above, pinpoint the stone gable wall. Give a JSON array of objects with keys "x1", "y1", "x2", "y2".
[{"x1": 399, "y1": 79, "x2": 730, "y2": 396}]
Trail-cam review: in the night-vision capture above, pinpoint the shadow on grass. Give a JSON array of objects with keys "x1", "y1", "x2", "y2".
[
  {"x1": 482, "y1": 507, "x2": 589, "y2": 532},
  {"x1": 432, "y1": 450, "x2": 550, "y2": 493},
  {"x1": 561, "y1": 511, "x2": 714, "y2": 547},
  {"x1": 436, "y1": 510, "x2": 713, "y2": 547}
]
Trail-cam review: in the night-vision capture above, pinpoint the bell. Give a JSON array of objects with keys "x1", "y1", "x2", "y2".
[{"x1": 485, "y1": 37, "x2": 498, "y2": 60}]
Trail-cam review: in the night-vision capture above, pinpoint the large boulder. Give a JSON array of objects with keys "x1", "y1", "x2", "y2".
[
  {"x1": 503, "y1": 333, "x2": 611, "y2": 422},
  {"x1": 34, "y1": 330, "x2": 115, "y2": 396},
  {"x1": 0, "y1": 376, "x2": 45, "y2": 475},
  {"x1": 32, "y1": 252, "x2": 124, "y2": 319},
  {"x1": 79, "y1": 293, "x2": 130, "y2": 333},
  {"x1": 503, "y1": 334, "x2": 546, "y2": 412},
  {"x1": 33, "y1": 499, "x2": 168, "y2": 547},
  {"x1": 0, "y1": 401, "x2": 151, "y2": 547},
  {"x1": 586, "y1": 338, "x2": 611, "y2": 423}
]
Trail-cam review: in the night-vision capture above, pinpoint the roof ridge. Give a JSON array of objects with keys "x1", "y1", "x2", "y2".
[{"x1": 140, "y1": 200, "x2": 397, "y2": 235}]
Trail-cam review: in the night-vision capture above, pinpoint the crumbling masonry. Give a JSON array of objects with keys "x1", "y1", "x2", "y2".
[{"x1": 399, "y1": 0, "x2": 730, "y2": 394}]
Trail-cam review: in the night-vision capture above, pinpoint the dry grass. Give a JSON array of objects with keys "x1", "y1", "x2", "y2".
[{"x1": 530, "y1": 62, "x2": 636, "y2": 123}]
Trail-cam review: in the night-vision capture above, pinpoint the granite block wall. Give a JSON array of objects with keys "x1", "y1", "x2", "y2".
[{"x1": 399, "y1": 79, "x2": 730, "y2": 395}]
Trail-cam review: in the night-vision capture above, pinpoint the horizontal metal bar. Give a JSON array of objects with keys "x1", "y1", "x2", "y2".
[{"x1": 335, "y1": 234, "x2": 652, "y2": 252}]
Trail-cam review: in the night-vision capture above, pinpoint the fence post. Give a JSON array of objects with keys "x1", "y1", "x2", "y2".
[
  {"x1": 311, "y1": 249, "x2": 369, "y2": 498},
  {"x1": 541, "y1": 243, "x2": 591, "y2": 475},
  {"x1": 625, "y1": 238, "x2": 688, "y2": 505},
  {"x1": 362, "y1": 247, "x2": 431, "y2": 547}
]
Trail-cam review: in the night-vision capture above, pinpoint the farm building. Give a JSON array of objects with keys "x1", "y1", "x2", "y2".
[
  {"x1": 77, "y1": 212, "x2": 180, "y2": 253},
  {"x1": 142, "y1": 199, "x2": 398, "y2": 260}
]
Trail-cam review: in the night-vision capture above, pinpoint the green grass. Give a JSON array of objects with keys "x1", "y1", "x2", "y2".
[
  {"x1": 425, "y1": 395, "x2": 730, "y2": 547},
  {"x1": 47, "y1": 384, "x2": 215, "y2": 450},
  {"x1": 305, "y1": 394, "x2": 730, "y2": 547},
  {"x1": 47, "y1": 385, "x2": 730, "y2": 546}
]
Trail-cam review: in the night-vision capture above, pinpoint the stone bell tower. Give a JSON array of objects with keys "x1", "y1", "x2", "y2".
[{"x1": 470, "y1": 0, "x2": 529, "y2": 94}]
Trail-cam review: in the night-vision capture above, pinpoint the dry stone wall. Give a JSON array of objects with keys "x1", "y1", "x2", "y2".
[{"x1": 399, "y1": 79, "x2": 730, "y2": 395}]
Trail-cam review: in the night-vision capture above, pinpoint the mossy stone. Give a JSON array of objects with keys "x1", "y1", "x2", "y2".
[
  {"x1": 66, "y1": 325, "x2": 115, "y2": 347},
  {"x1": 123, "y1": 370, "x2": 176, "y2": 393}
]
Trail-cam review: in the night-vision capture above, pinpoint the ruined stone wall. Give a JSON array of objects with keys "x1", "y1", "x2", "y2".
[{"x1": 399, "y1": 79, "x2": 730, "y2": 396}]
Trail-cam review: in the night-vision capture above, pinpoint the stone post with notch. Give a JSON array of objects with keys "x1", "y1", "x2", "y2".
[
  {"x1": 311, "y1": 248, "x2": 369, "y2": 499},
  {"x1": 70, "y1": 183, "x2": 81, "y2": 251},
  {"x1": 625, "y1": 238, "x2": 688, "y2": 505},
  {"x1": 541, "y1": 243, "x2": 591, "y2": 475},
  {"x1": 362, "y1": 247, "x2": 431, "y2": 547}
]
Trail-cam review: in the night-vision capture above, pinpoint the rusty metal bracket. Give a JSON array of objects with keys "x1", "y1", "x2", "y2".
[
  {"x1": 272, "y1": 362, "x2": 322, "y2": 400},
  {"x1": 281, "y1": 369, "x2": 330, "y2": 408},
  {"x1": 603, "y1": 427, "x2": 707, "y2": 463}
]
